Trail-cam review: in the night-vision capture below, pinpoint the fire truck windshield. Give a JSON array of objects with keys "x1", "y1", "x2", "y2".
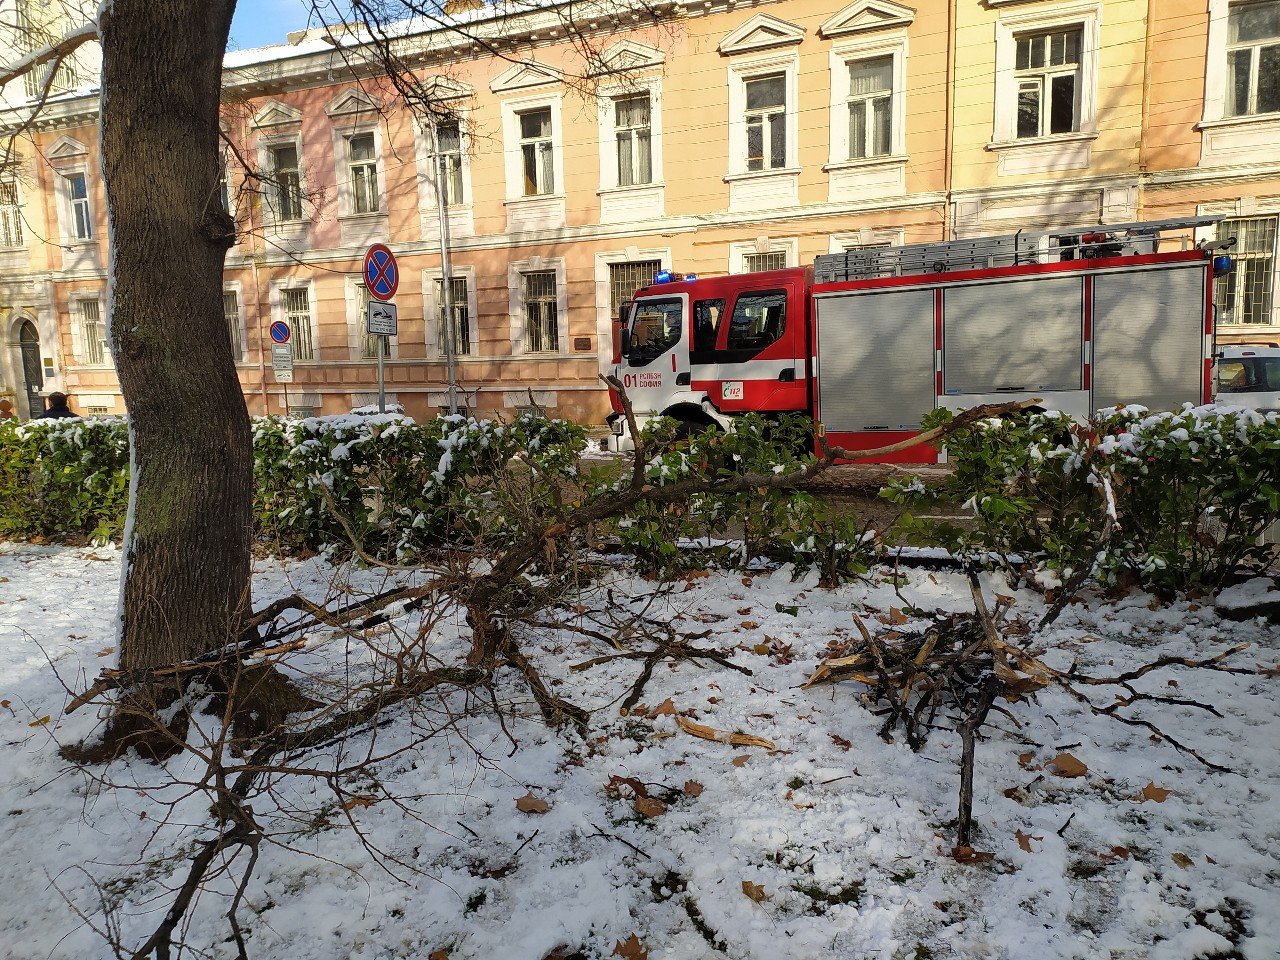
[{"x1": 627, "y1": 298, "x2": 683, "y2": 366}]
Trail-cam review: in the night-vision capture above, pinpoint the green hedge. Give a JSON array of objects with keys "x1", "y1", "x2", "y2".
[
  {"x1": 886, "y1": 404, "x2": 1280, "y2": 591},
  {"x1": 0, "y1": 413, "x2": 585, "y2": 558}
]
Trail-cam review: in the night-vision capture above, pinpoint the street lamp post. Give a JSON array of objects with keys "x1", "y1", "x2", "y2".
[{"x1": 431, "y1": 120, "x2": 461, "y2": 417}]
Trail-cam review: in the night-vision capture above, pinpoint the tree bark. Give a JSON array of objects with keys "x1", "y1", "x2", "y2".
[{"x1": 97, "y1": 0, "x2": 248, "y2": 758}]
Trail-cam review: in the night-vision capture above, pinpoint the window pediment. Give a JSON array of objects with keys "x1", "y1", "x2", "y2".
[
  {"x1": 251, "y1": 100, "x2": 303, "y2": 129},
  {"x1": 490, "y1": 61, "x2": 563, "y2": 93},
  {"x1": 46, "y1": 135, "x2": 88, "y2": 163},
  {"x1": 324, "y1": 88, "x2": 382, "y2": 119},
  {"x1": 719, "y1": 14, "x2": 806, "y2": 56},
  {"x1": 590, "y1": 39, "x2": 665, "y2": 76},
  {"x1": 819, "y1": 0, "x2": 915, "y2": 39},
  {"x1": 422, "y1": 76, "x2": 474, "y2": 101}
]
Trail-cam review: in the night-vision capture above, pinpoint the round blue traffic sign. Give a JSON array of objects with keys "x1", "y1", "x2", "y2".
[
  {"x1": 269, "y1": 321, "x2": 291, "y2": 344},
  {"x1": 363, "y1": 243, "x2": 399, "y2": 302}
]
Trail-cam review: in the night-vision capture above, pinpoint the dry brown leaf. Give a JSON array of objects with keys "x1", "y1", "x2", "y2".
[
  {"x1": 515, "y1": 792, "x2": 550, "y2": 814},
  {"x1": 95, "y1": 646, "x2": 115, "y2": 658},
  {"x1": 1206, "y1": 854, "x2": 1217, "y2": 864},
  {"x1": 1015, "y1": 829, "x2": 1042, "y2": 853},
  {"x1": 341, "y1": 795, "x2": 378, "y2": 812},
  {"x1": 731, "y1": 755, "x2": 751, "y2": 767},
  {"x1": 737, "y1": 607, "x2": 753, "y2": 615},
  {"x1": 1017, "y1": 751, "x2": 1036, "y2": 768},
  {"x1": 1048, "y1": 753, "x2": 1088, "y2": 778},
  {"x1": 741, "y1": 880, "x2": 767, "y2": 903},
  {"x1": 634, "y1": 797, "x2": 668, "y2": 818},
  {"x1": 27, "y1": 715, "x2": 50, "y2": 728},
  {"x1": 1171, "y1": 852, "x2": 1194, "y2": 869},
  {"x1": 741, "y1": 621, "x2": 759, "y2": 630},
  {"x1": 649, "y1": 698, "x2": 676, "y2": 717},
  {"x1": 830, "y1": 734, "x2": 853, "y2": 751},
  {"x1": 0, "y1": 699, "x2": 9, "y2": 710},
  {"x1": 1140, "y1": 782, "x2": 1172, "y2": 803},
  {"x1": 428, "y1": 951, "x2": 449, "y2": 960},
  {"x1": 611, "y1": 933, "x2": 649, "y2": 960},
  {"x1": 606, "y1": 775, "x2": 649, "y2": 799},
  {"x1": 887, "y1": 607, "x2": 909, "y2": 625},
  {"x1": 952, "y1": 845, "x2": 995, "y2": 864},
  {"x1": 741, "y1": 577, "x2": 753, "y2": 587},
  {"x1": 1108, "y1": 845, "x2": 1131, "y2": 861},
  {"x1": 682, "y1": 780, "x2": 704, "y2": 797},
  {"x1": 752, "y1": 643, "x2": 770, "y2": 655},
  {"x1": 675, "y1": 715, "x2": 776, "y2": 752}
]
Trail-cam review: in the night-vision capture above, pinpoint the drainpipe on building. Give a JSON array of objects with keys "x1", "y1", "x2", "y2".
[
  {"x1": 942, "y1": 0, "x2": 956, "y2": 241},
  {"x1": 1137, "y1": 0, "x2": 1155, "y2": 217},
  {"x1": 431, "y1": 120, "x2": 460, "y2": 417}
]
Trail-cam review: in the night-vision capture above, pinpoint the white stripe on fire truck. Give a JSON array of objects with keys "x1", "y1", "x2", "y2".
[{"x1": 691, "y1": 359, "x2": 805, "y2": 380}]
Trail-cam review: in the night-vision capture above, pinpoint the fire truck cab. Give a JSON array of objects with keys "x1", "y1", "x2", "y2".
[{"x1": 608, "y1": 218, "x2": 1233, "y2": 462}]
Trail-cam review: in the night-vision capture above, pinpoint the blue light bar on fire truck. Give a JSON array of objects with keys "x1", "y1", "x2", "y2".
[{"x1": 653, "y1": 270, "x2": 697, "y2": 284}]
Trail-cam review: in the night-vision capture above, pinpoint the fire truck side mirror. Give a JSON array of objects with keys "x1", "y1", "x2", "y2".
[{"x1": 620, "y1": 328, "x2": 631, "y2": 357}]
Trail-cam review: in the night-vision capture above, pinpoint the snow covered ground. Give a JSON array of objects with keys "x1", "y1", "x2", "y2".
[{"x1": 0, "y1": 544, "x2": 1277, "y2": 960}]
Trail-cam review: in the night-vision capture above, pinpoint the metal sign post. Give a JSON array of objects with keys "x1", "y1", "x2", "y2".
[
  {"x1": 363, "y1": 245, "x2": 401, "y2": 416},
  {"x1": 269, "y1": 322, "x2": 294, "y2": 415},
  {"x1": 431, "y1": 121, "x2": 461, "y2": 416},
  {"x1": 365, "y1": 301, "x2": 399, "y2": 415}
]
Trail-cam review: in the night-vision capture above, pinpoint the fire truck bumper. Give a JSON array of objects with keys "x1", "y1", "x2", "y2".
[{"x1": 604, "y1": 413, "x2": 636, "y2": 452}]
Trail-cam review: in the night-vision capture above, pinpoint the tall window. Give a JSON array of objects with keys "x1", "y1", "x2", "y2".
[
  {"x1": 615, "y1": 94, "x2": 652, "y2": 187},
  {"x1": 354, "y1": 283, "x2": 382, "y2": 359},
  {"x1": 79, "y1": 299, "x2": 104, "y2": 364},
  {"x1": 223, "y1": 290, "x2": 242, "y2": 361},
  {"x1": 523, "y1": 270, "x2": 558, "y2": 352},
  {"x1": 282, "y1": 287, "x2": 314, "y2": 360},
  {"x1": 436, "y1": 121, "x2": 464, "y2": 205},
  {"x1": 1227, "y1": 1, "x2": 1280, "y2": 116},
  {"x1": 848, "y1": 57, "x2": 893, "y2": 159},
  {"x1": 348, "y1": 133, "x2": 379, "y2": 214},
  {"x1": 1217, "y1": 217, "x2": 1277, "y2": 325},
  {"x1": 436, "y1": 277, "x2": 470, "y2": 355},
  {"x1": 1014, "y1": 27, "x2": 1082, "y2": 138},
  {"x1": 744, "y1": 73, "x2": 787, "y2": 171},
  {"x1": 0, "y1": 181, "x2": 22, "y2": 247},
  {"x1": 67, "y1": 173, "x2": 91, "y2": 240},
  {"x1": 744, "y1": 250, "x2": 787, "y2": 273},
  {"x1": 609, "y1": 260, "x2": 662, "y2": 315},
  {"x1": 16, "y1": 0, "x2": 79, "y2": 100},
  {"x1": 520, "y1": 109, "x2": 554, "y2": 196},
  {"x1": 270, "y1": 144, "x2": 303, "y2": 222}
]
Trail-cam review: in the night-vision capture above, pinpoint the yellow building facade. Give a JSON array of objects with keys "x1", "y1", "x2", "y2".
[{"x1": 1, "y1": 0, "x2": 1278, "y2": 422}]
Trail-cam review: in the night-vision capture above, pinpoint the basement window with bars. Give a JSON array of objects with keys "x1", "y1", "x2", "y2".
[
  {"x1": 1014, "y1": 26, "x2": 1082, "y2": 138},
  {"x1": 523, "y1": 270, "x2": 559, "y2": 353},
  {"x1": 0, "y1": 181, "x2": 22, "y2": 247},
  {"x1": 1216, "y1": 216, "x2": 1278, "y2": 325},
  {"x1": 282, "y1": 287, "x2": 314, "y2": 360},
  {"x1": 609, "y1": 260, "x2": 662, "y2": 314},
  {"x1": 79, "y1": 299, "x2": 105, "y2": 364},
  {"x1": 744, "y1": 250, "x2": 787, "y2": 273},
  {"x1": 436, "y1": 277, "x2": 471, "y2": 356},
  {"x1": 223, "y1": 290, "x2": 242, "y2": 361}
]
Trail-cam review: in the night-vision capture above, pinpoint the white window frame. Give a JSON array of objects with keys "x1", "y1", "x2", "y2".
[
  {"x1": 991, "y1": 3, "x2": 1100, "y2": 147},
  {"x1": 726, "y1": 51, "x2": 801, "y2": 178},
  {"x1": 827, "y1": 228, "x2": 905, "y2": 254},
  {"x1": 434, "y1": 119, "x2": 466, "y2": 207},
  {"x1": 345, "y1": 276, "x2": 399, "y2": 361},
  {"x1": 60, "y1": 170, "x2": 92, "y2": 243},
  {"x1": 0, "y1": 177, "x2": 25, "y2": 249},
  {"x1": 728, "y1": 238, "x2": 799, "y2": 275},
  {"x1": 68, "y1": 292, "x2": 108, "y2": 366},
  {"x1": 827, "y1": 34, "x2": 908, "y2": 168},
  {"x1": 330, "y1": 124, "x2": 384, "y2": 219},
  {"x1": 223, "y1": 281, "x2": 248, "y2": 363},
  {"x1": 1204, "y1": 0, "x2": 1280, "y2": 120},
  {"x1": 269, "y1": 278, "x2": 319, "y2": 362},
  {"x1": 597, "y1": 82, "x2": 664, "y2": 192},
  {"x1": 423, "y1": 265, "x2": 479, "y2": 360},
  {"x1": 256, "y1": 132, "x2": 307, "y2": 232},
  {"x1": 508, "y1": 255, "x2": 568, "y2": 356}
]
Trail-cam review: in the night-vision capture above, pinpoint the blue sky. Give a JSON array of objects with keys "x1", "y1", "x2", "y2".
[{"x1": 229, "y1": 0, "x2": 317, "y2": 50}]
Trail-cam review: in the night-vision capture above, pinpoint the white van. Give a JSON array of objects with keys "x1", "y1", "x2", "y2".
[{"x1": 1215, "y1": 346, "x2": 1280, "y2": 412}]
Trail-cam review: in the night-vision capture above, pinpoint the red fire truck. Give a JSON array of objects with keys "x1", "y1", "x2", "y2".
[{"x1": 607, "y1": 217, "x2": 1235, "y2": 463}]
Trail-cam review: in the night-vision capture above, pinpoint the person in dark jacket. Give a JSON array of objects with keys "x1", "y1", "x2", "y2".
[{"x1": 38, "y1": 392, "x2": 79, "y2": 420}]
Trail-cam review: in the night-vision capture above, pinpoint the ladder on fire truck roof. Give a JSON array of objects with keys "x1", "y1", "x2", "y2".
[{"x1": 813, "y1": 215, "x2": 1228, "y2": 285}]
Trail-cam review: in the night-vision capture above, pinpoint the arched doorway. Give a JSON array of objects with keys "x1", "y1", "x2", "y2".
[{"x1": 18, "y1": 321, "x2": 43, "y2": 419}]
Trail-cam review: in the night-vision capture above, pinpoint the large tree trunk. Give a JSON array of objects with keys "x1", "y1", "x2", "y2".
[{"x1": 96, "y1": 1, "x2": 248, "y2": 759}]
